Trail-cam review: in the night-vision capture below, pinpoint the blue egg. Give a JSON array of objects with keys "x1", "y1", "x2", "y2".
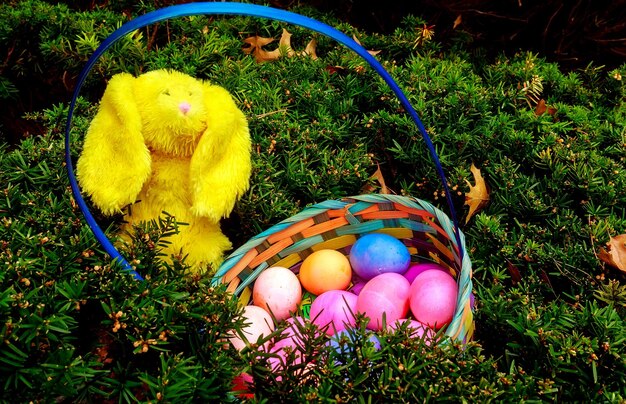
[
  {"x1": 326, "y1": 329, "x2": 381, "y2": 364},
  {"x1": 349, "y1": 233, "x2": 411, "y2": 280}
]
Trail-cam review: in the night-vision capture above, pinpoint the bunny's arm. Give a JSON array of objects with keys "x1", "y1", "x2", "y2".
[
  {"x1": 76, "y1": 73, "x2": 151, "y2": 215},
  {"x1": 190, "y1": 85, "x2": 251, "y2": 222}
]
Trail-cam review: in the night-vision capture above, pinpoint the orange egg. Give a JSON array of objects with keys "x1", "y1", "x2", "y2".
[{"x1": 299, "y1": 249, "x2": 352, "y2": 295}]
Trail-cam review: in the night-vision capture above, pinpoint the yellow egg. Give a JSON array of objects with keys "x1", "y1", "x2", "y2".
[{"x1": 299, "y1": 249, "x2": 352, "y2": 295}]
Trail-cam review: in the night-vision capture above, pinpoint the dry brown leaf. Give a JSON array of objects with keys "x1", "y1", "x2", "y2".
[
  {"x1": 453, "y1": 15, "x2": 462, "y2": 29},
  {"x1": 352, "y1": 34, "x2": 381, "y2": 56},
  {"x1": 361, "y1": 164, "x2": 389, "y2": 194},
  {"x1": 242, "y1": 35, "x2": 278, "y2": 63},
  {"x1": 325, "y1": 65, "x2": 347, "y2": 75},
  {"x1": 243, "y1": 29, "x2": 318, "y2": 63},
  {"x1": 506, "y1": 260, "x2": 522, "y2": 285},
  {"x1": 599, "y1": 234, "x2": 626, "y2": 272},
  {"x1": 535, "y1": 99, "x2": 558, "y2": 116},
  {"x1": 535, "y1": 99, "x2": 547, "y2": 116},
  {"x1": 301, "y1": 38, "x2": 318, "y2": 59},
  {"x1": 464, "y1": 163, "x2": 490, "y2": 224},
  {"x1": 276, "y1": 28, "x2": 295, "y2": 57}
]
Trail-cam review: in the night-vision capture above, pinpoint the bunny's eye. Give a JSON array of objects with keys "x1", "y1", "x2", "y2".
[
  {"x1": 162, "y1": 89, "x2": 171, "y2": 96},
  {"x1": 188, "y1": 91, "x2": 193, "y2": 96}
]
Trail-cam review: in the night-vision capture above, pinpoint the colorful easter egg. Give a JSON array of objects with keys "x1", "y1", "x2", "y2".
[
  {"x1": 409, "y1": 269, "x2": 458, "y2": 329},
  {"x1": 356, "y1": 273, "x2": 411, "y2": 330},
  {"x1": 349, "y1": 233, "x2": 411, "y2": 280},
  {"x1": 309, "y1": 290, "x2": 358, "y2": 335},
  {"x1": 404, "y1": 262, "x2": 448, "y2": 284},
  {"x1": 228, "y1": 305, "x2": 275, "y2": 351},
  {"x1": 299, "y1": 249, "x2": 352, "y2": 295},
  {"x1": 253, "y1": 266, "x2": 302, "y2": 321}
]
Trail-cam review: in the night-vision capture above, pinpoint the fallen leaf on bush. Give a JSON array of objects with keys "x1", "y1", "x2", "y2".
[
  {"x1": 506, "y1": 260, "x2": 522, "y2": 285},
  {"x1": 352, "y1": 34, "x2": 381, "y2": 56},
  {"x1": 453, "y1": 15, "x2": 462, "y2": 29},
  {"x1": 535, "y1": 99, "x2": 557, "y2": 116},
  {"x1": 325, "y1": 65, "x2": 347, "y2": 75},
  {"x1": 242, "y1": 35, "x2": 278, "y2": 62},
  {"x1": 599, "y1": 234, "x2": 626, "y2": 272},
  {"x1": 242, "y1": 29, "x2": 317, "y2": 63},
  {"x1": 362, "y1": 164, "x2": 389, "y2": 194},
  {"x1": 302, "y1": 38, "x2": 318, "y2": 59},
  {"x1": 464, "y1": 163, "x2": 490, "y2": 224},
  {"x1": 539, "y1": 268, "x2": 555, "y2": 291},
  {"x1": 275, "y1": 28, "x2": 295, "y2": 58}
]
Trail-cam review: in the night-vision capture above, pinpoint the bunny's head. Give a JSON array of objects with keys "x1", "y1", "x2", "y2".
[
  {"x1": 133, "y1": 70, "x2": 209, "y2": 156},
  {"x1": 76, "y1": 69, "x2": 251, "y2": 216}
]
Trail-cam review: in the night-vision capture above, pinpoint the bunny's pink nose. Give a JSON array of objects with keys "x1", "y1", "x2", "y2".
[{"x1": 179, "y1": 101, "x2": 191, "y2": 115}]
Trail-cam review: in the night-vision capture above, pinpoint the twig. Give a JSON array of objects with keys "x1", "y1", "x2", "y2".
[
  {"x1": 255, "y1": 109, "x2": 288, "y2": 119},
  {"x1": 1, "y1": 41, "x2": 16, "y2": 75},
  {"x1": 147, "y1": 23, "x2": 159, "y2": 52}
]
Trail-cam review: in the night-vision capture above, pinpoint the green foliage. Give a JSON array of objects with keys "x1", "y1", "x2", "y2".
[
  {"x1": 0, "y1": 131, "x2": 243, "y2": 401},
  {"x1": 1, "y1": 1, "x2": 626, "y2": 402},
  {"x1": 242, "y1": 316, "x2": 557, "y2": 402}
]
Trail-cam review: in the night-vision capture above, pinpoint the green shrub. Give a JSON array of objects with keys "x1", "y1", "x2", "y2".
[{"x1": 1, "y1": 1, "x2": 625, "y2": 402}]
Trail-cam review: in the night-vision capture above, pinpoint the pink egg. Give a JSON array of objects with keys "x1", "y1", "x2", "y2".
[
  {"x1": 387, "y1": 319, "x2": 436, "y2": 345},
  {"x1": 409, "y1": 269, "x2": 458, "y2": 329},
  {"x1": 404, "y1": 262, "x2": 448, "y2": 284},
  {"x1": 228, "y1": 305, "x2": 275, "y2": 351},
  {"x1": 356, "y1": 273, "x2": 410, "y2": 330},
  {"x1": 268, "y1": 316, "x2": 308, "y2": 371},
  {"x1": 272, "y1": 316, "x2": 307, "y2": 352},
  {"x1": 310, "y1": 290, "x2": 358, "y2": 335},
  {"x1": 253, "y1": 266, "x2": 302, "y2": 321}
]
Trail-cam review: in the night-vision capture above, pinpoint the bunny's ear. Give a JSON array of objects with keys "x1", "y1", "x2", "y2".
[
  {"x1": 76, "y1": 73, "x2": 151, "y2": 215},
  {"x1": 189, "y1": 84, "x2": 252, "y2": 222}
]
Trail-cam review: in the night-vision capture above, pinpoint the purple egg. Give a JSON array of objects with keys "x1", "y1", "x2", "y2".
[
  {"x1": 349, "y1": 233, "x2": 411, "y2": 280},
  {"x1": 349, "y1": 279, "x2": 367, "y2": 295},
  {"x1": 404, "y1": 262, "x2": 448, "y2": 284}
]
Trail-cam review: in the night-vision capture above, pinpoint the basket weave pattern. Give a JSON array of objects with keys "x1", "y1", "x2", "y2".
[{"x1": 215, "y1": 193, "x2": 474, "y2": 343}]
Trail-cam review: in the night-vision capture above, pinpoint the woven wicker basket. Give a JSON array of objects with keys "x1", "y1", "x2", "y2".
[{"x1": 214, "y1": 193, "x2": 474, "y2": 343}]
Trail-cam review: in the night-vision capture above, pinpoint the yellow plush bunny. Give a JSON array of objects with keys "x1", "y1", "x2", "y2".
[{"x1": 76, "y1": 69, "x2": 252, "y2": 272}]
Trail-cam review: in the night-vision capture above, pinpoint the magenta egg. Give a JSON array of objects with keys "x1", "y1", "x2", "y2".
[
  {"x1": 349, "y1": 279, "x2": 367, "y2": 295},
  {"x1": 253, "y1": 266, "x2": 302, "y2": 321},
  {"x1": 404, "y1": 262, "x2": 448, "y2": 284},
  {"x1": 409, "y1": 269, "x2": 458, "y2": 329},
  {"x1": 349, "y1": 233, "x2": 411, "y2": 280},
  {"x1": 356, "y1": 273, "x2": 411, "y2": 330},
  {"x1": 387, "y1": 319, "x2": 436, "y2": 345},
  {"x1": 228, "y1": 305, "x2": 275, "y2": 351},
  {"x1": 310, "y1": 290, "x2": 358, "y2": 335}
]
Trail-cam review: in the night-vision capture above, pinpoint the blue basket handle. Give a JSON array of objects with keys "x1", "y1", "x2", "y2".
[{"x1": 64, "y1": 2, "x2": 464, "y2": 281}]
